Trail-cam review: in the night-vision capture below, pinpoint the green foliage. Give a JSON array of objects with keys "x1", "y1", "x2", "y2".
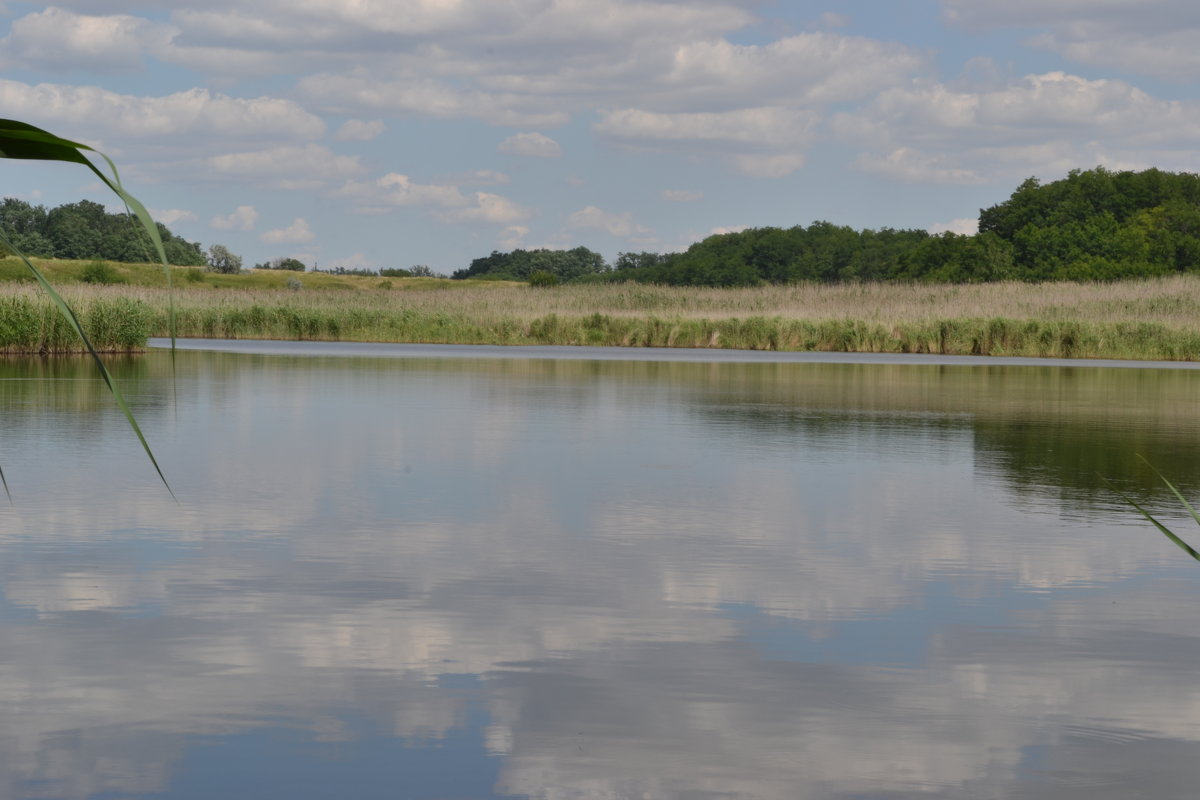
[
  {"x1": 257, "y1": 256, "x2": 306, "y2": 271},
  {"x1": 452, "y1": 246, "x2": 609, "y2": 281},
  {"x1": 0, "y1": 196, "x2": 205, "y2": 266},
  {"x1": 528, "y1": 270, "x2": 558, "y2": 287},
  {"x1": 0, "y1": 118, "x2": 176, "y2": 496},
  {"x1": 183, "y1": 267, "x2": 205, "y2": 283},
  {"x1": 206, "y1": 244, "x2": 242, "y2": 274},
  {"x1": 315, "y1": 265, "x2": 377, "y2": 276},
  {"x1": 456, "y1": 167, "x2": 1200, "y2": 287},
  {"x1": 379, "y1": 267, "x2": 412, "y2": 277},
  {"x1": 80, "y1": 260, "x2": 122, "y2": 284}
]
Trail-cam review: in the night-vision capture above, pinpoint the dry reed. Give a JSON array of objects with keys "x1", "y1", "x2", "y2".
[{"x1": 5, "y1": 277, "x2": 1200, "y2": 359}]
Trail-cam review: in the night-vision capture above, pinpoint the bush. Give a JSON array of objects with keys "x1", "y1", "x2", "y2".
[
  {"x1": 528, "y1": 270, "x2": 558, "y2": 287},
  {"x1": 183, "y1": 267, "x2": 205, "y2": 283},
  {"x1": 80, "y1": 260, "x2": 121, "y2": 284},
  {"x1": 286, "y1": 277, "x2": 302, "y2": 291},
  {"x1": 262, "y1": 257, "x2": 306, "y2": 271},
  {"x1": 207, "y1": 244, "x2": 242, "y2": 274}
]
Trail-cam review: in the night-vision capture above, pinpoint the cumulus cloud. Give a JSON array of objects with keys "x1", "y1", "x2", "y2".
[
  {"x1": 325, "y1": 252, "x2": 373, "y2": 270},
  {"x1": 0, "y1": 80, "x2": 325, "y2": 145},
  {"x1": 260, "y1": 218, "x2": 316, "y2": 244},
  {"x1": 152, "y1": 208, "x2": 197, "y2": 226},
  {"x1": 337, "y1": 174, "x2": 530, "y2": 225},
  {"x1": 298, "y1": 73, "x2": 571, "y2": 127},
  {"x1": 3, "y1": 3, "x2": 926, "y2": 184},
  {"x1": 942, "y1": 0, "x2": 1200, "y2": 80},
  {"x1": 334, "y1": 119, "x2": 385, "y2": 141},
  {"x1": 498, "y1": 225, "x2": 530, "y2": 249},
  {"x1": 459, "y1": 170, "x2": 511, "y2": 186},
  {"x1": 835, "y1": 71, "x2": 1200, "y2": 183},
  {"x1": 929, "y1": 218, "x2": 980, "y2": 235},
  {"x1": 567, "y1": 206, "x2": 653, "y2": 238},
  {"x1": 341, "y1": 173, "x2": 468, "y2": 208},
  {"x1": 210, "y1": 205, "x2": 260, "y2": 231},
  {"x1": 497, "y1": 132, "x2": 562, "y2": 158},
  {"x1": 0, "y1": 7, "x2": 172, "y2": 73},
  {"x1": 441, "y1": 193, "x2": 532, "y2": 225},
  {"x1": 207, "y1": 144, "x2": 364, "y2": 189},
  {"x1": 595, "y1": 107, "x2": 819, "y2": 177}
]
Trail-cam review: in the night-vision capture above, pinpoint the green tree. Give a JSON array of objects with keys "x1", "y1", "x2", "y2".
[{"x1": 207, "y1": 244, "x2": 242, "y2": 274}]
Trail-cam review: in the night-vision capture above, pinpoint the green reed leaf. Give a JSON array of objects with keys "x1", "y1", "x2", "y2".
[
  {"x1": 1103, "y1": 465, "x2": 1200, "y2": 563},
  {"x1": 0, "y1": 228, "x2": 175, "y2": 499},
  {"x1": 0, "y1": 119, "x2": 176, "y2": 347}
]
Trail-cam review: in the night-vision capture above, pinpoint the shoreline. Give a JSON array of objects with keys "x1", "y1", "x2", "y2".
[
  {"x1": 147, "y1": 337, "x2": 1200, "y2": 370},
  {"x1": 5, "y1": 277, "x2": 1200, "y2": 362}
]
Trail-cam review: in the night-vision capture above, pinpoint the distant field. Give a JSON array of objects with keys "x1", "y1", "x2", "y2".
[{"x1": 4, "y1": 258, "x2": 1200, "y2": 360}]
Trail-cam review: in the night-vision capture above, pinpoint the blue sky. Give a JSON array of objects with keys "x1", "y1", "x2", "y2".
[{"x1": 2, "y1": 0, "x2": 1199, "y2": 273}]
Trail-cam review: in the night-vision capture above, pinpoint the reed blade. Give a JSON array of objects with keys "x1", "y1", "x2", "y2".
[
  {"x1": 0, "y1": 228, "x2": 176, "y2": 501},
  {"x1": 0, "y1": 119, "x2": 176, "y2": 348},
  {"x1": 1102, "y1": 473, "x2": 1200, "y2": 563}
]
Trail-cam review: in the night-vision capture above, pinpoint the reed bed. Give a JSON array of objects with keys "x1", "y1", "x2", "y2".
[{"x1": 7, "y1": 277, "x2": 1200, "y2": 360}]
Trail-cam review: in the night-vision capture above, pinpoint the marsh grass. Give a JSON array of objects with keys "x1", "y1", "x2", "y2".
[{"x1": 8, "y1": 273, "x2": 1200, "y2": 360}]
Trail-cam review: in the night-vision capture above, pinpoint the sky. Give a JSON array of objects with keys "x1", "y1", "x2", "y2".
[{"x1": 2, "y1": 0, "x2": 1200, "y2": 273}]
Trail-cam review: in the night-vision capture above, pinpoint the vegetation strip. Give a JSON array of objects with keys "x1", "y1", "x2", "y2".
[{"x1": 7, "y1": 274, "x2": 1200, "y2": 361}]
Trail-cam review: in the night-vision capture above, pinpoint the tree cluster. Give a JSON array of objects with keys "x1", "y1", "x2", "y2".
[
  {"x1": 452, "y1": 246, "x2": 607, "y2": 281},
  {"x1": 0, "y1": 197, "x2": 207, "y2": 266},
  {"x1": 455, "y1": 168, "x2": 1200, "y2": 286},
  {"x1": 254, "y1": 256, "x2": 307, "y2": 271}
]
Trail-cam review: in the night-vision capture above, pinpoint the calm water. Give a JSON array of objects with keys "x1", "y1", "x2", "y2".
[{"x1": 2, "y1": 342, "x2": 1200, "y2": 799}]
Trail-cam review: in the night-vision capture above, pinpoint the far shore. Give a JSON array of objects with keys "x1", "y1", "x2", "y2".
[{"x1": 3, "y1": 263, "x2": 1200, "y2": 361}]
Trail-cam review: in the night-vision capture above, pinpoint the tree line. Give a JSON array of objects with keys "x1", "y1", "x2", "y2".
[
  {"x1": 455, "y1": 167, "x2": 1200, "y2": 285},
  {"x1": 0, "y1": 197, "x2": 208, "y2": 266},
  {"x1": 8, "y1": 167, "x2": 1200, "y2": 284}
]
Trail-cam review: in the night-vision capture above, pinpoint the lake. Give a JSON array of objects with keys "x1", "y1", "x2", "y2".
[{"x1": 2, "y1": 341, "x2": 1200, "y2": 799}]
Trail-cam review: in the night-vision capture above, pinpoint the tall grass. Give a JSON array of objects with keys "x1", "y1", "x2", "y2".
[{"x1": 8, "y1": 275, "x2": 1200, "y2": 360}]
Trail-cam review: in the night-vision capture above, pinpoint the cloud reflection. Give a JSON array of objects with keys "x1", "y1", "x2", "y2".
[{"x1": 0, "y1": 350, "x2": 1198, "y2": 798}]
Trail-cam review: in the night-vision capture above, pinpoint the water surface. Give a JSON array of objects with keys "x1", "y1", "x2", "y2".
[{"x1": 2, "y1": 344, "x2": 1199, "y2": 799}]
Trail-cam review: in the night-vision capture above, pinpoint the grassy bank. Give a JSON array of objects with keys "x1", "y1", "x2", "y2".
[{"x1": 7, "y1": 266, "x2": 1200, "y2": 360}]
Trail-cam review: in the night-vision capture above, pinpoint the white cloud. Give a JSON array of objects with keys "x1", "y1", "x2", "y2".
[
  {"x1": 499, "y1": 225, "x2": 530, "y2": 249},
  {"x1": 567, "y1": 206, "x2": 653, "y2": 238},
  {"x1": 595, "y1": 107, "x2": 819, "y2": 177},
  {"x1": 835, "y1": 71, "x2": 1200, "y2": 183},
  {"x1": 152, "y1": 208, "x2": 197, "y2": 226},
  {"x1": 0, "y1": 8, "x2": 172, "y2": 73},
  {"x1": 498, "y1": 132, "x2": 562, "y2": 158},
  {"x1": 662, "y1": 189, "x2": 703, "y2": 202},
  {"x1": 382, "y1": 174, "x2": 467, "y2": 206},
  {"x1": 334, "y1": 119, "x2": 385, "y2": 141},
  {"x1": 460, "y1": 170, "x2": 511, "y2": 186},
  {"x1": 0, "y1": 80, "x2": 325, "y2": 147},
  {"x1": 207, "y1": 144, "x2": 365, "y2": 189},
  {"x1": 928, "y1": 218, "x2": 980, "y2": 235},
  {"x1": 325, "y1": 252, "x2": 373, "y2": 269},
  {"x1": 441, "y1": 193, "x2": 532, "y2": 225},
  {"x1": 210, "y1": 205, "x2": 260, "y2": 231},
  {"x1": 298, "y1": 73, "x2": 571, "y2": 127},
  {"x1": 709, "y1": 225, "x2": 749, "y2": 236},
  {"x1": 856, "y1": 148, "x2": 984, "y2": 185},
  {"x1": 337, "y1": 174, "x2": 530, "y2": 225},
  {"x1": 648, "y1": 33, "x2": 924, "y2": 111},
  {"x1": 260, "y1": 218, "x2": 316, "y2": 244},
  {"x1": 942, "y1": 0, "x2": 1200, "y2": 80}
]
